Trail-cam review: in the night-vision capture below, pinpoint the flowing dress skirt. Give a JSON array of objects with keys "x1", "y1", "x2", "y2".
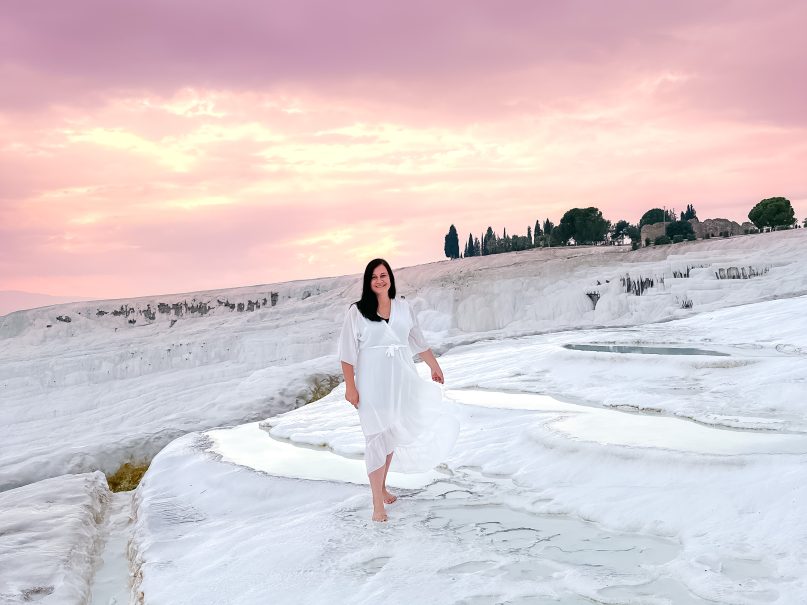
[{"x1": 356, "y1": 345, "x2": 459, "y2": 474}]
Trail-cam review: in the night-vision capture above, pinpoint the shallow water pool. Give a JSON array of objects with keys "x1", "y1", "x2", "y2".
[{"x1": 564, "y1": 343, "x2": 729, "y2": 356}]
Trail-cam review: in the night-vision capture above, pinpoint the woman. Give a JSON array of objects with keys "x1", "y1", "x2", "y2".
[{"x1": 338, "y1": 258, "x2": 459, "y2": 522}]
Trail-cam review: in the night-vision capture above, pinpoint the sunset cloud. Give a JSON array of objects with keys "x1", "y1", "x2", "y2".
[{"x1": 1, "y1": 1, "x2": 805, "y2": 299}]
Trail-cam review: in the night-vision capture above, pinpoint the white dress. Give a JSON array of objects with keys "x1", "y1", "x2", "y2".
[{"x1": 337, "y1": 297, "x2": 459, "y2": 474}]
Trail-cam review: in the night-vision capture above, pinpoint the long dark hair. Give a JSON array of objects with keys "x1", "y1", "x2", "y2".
[{"x1": 353, "y1": 258, "x2": 396, "y2": 322}]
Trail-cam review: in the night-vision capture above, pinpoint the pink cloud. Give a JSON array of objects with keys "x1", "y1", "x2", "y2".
[
  {"x1": 1, "y1": 1, "x2": 806, "y2": 299},
  {"x1": 3, "y1": 1, "x2": 801, "y2": 124}
]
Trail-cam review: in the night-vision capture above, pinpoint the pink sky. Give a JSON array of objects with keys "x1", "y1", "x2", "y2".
[{"x1": 1, "y1": 0, "x2": 806, "y2": 299}]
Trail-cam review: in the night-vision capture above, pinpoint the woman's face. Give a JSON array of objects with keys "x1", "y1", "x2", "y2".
[{"x1": 370, "y1": 264, "x2": 390, "y2": 296}]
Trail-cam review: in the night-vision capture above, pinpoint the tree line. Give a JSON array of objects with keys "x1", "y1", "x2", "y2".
[{"x1": 444, "y1": 197, "x2": 800, "y2": 259}]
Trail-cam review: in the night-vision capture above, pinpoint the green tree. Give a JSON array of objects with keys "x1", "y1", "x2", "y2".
[
  {"x1": 612, "y1": 219, "x2": 631, "y2": 245},
  {"x1": 680, "y1": 204, "x2": 697, "y2": 221},
  {"x1": 625, "y1": 224, "x2": 641, "y2": 245},
  {"x1": 444, "y1": 224, "x2": 460, "y2": 259},
  {"x1": 464, "y1": 233, "x2": 475, "y2": 257},
  {"x1": 483, "y1": 226, "x2": 495, "y2": 255},
  {"x1": 542, "y1": 219, "x2": 557, "y2": 246},
  {"x1": 534, "y1": 219, "x2": 543, "y2": 243},
  {"x1": 666, "y1": 220, "x2": 695, "y2": 239},
  {"x1": 527, "y1": 226, "x2": 532, "y2": 247},
  {"x1": 556, "y1": 207, "x2": 611, "y2": 244},
  {"x1": 639, "y1": 208, "x2": 675, "y2": 227},
  {"x1": 511, "y1": 233, "x2": 527, "y2": 252},
  {"x1": 748, "y1": 197, "x2": 796, "y2": 230}
]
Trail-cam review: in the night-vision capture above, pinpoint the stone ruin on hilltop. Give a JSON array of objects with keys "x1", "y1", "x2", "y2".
[{"x1": 640, "y1": 217, "x2": 756, "y2": 246}]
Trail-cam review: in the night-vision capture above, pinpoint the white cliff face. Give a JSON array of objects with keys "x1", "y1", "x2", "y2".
[{"x1": 1, "y1": 230, "x2": 806, "y2": 491}]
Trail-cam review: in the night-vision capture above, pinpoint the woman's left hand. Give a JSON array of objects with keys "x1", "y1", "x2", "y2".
[{"x1": 430, "y1": 364, "x2": 444, "y2": 384}]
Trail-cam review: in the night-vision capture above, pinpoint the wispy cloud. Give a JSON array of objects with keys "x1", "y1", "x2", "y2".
[{"x1": 1, "y1": 0, "x2": 805, "y2": 297}]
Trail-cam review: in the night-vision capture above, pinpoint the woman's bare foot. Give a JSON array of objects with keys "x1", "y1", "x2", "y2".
[
  {"x1": 372, "y1": 508, "x2": 388, "y2": 522},
  {"x1": 383, "y1": 490, "x2": 397, "y2": 504}
]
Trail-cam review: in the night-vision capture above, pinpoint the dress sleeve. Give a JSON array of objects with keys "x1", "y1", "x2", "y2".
[
  {"x1": 407, "y1": 300, "x2": 430, "y2": 355},
  {"x1": 337, "y1": 304, "x2": 360, "y2": 366}
]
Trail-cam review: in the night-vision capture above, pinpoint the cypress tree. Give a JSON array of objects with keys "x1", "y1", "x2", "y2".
[
  {"x1": 444, "y1": 224, "x2": 460, "y2": 259},
  {"x1": 483, "y1": 226, "x2": 494, "y2": 255}
]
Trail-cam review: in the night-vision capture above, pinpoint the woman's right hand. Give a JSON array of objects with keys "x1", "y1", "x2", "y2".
[{"x1": 345, "y1": 385, "x2": 359, "y2": 408}]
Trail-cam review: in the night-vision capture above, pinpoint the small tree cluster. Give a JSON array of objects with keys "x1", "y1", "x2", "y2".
[
  {"x1": 463, "y1": 233, "x2": 482, "y2": 257},
  {"x1": 454, "y1": 217, "x2": 565, "y2": 258},
  {"x1": 666, "y1": 220, "x2": 695, "y2": 240},
  {"x1": 612, "y1": 219, "x2": 641, "y2": 246},
  {"x1": 680, "y1": 204, "x2": 697, "y2": 221}
]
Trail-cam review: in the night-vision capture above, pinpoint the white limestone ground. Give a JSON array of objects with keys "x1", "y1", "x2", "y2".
[
  {"x1": 436, "y1": 295, "x2": 807, "y2": 433},
  {"x1": 129, "y1": 294, "x2": 807, "y2": 604},
  {"x1": 2, "y1": 230, "x2": 807, "y2": 603},
  {"x1": 0, "y1": 472, "x2": 111, "y2": 604},
  {"x1": 89, "y1": 491, "x2": 135, "y2": 605},
  {"x1": 131, "y1": 392, "x2": 805, "y2": 602},
  {"x1": 2, "y1": 230, "x2": 806, "y2": 492}
]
